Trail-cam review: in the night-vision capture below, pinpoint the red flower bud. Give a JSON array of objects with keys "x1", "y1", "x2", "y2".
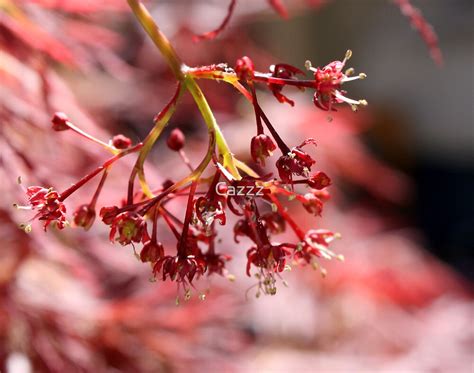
[
  {"x1": 140, "y1": 240, "x2": 164, "y2": 263},
  {"x1": 250, "y1": 134, "x2": 276, "y2": 166},
  {"x1": 73, "y1": 204, "x2": 96, "y2": 230},
  {"x1": 166, "y1": 129, "x2": 185, "y2": 151},
  {"x1": 99, "y1": 206, "x2": 119, "y2": 225},
  {"x1": 307, "y1": 171, "x2": 331, "y2": 190},
  {"x1": 162, "y1": 179, "x2": 174, "y2": 190},
  {"x1": 112, "y1": 134, "x2": 132, "y2": 149},
  {"x1": 235, "y1": 56, "x2": 255, "y2": 81},
  {"x1": 51, "y1": 112, "x2": 70, "y2": 131},
  {"x1": 302, "y1": 192, "x2": 323, "y2": 216}
]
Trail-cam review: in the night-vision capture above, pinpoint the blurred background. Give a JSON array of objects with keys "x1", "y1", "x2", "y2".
[{"x1": 1, "y1": 0, "x2": 472, "y2": 372}]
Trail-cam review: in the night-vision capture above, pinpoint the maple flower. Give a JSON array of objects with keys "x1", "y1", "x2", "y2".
[
  {"x1": 140, "y1": 239, "x2": 165, "y2": 263},
  {"x1": 202, "y1": 251, "x2": 232, "y2": 276},
  {"x1": 296, "y1": 229, "x2": 342, "y2": 264},
  {"x1": 153, "y1": 254, "x2": 207, "y2": 285},
  {"x1": 25, "y1": 186, "x2": 67, "y2": 230},
  {"x1": 276, "y1": 138, "x2": 317, "y2": 184},
  {"x1": 307, "y1": 171, "x2": 331, "y2": 190},
  {"x1": 301, "y1": 192, "x2": 323, "y2": 216},
  {"x1": 250, "y1": 134, "x2": 277, "y2": 166},
  {"x1": 109, "y1": 211, "x2": 147, "y2": 245},
  {"x1": 306, "y1": 50, "x2": 367, "y2": 111},
  {"x1": 73, "y1": 204, "x2": 96, "y2": 230}
]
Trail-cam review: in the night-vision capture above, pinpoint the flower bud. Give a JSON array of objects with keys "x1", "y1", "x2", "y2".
[
  {"x1": 51, "y1": 112, "x2": 70, "y2": 131},
  {"x1": 140, "y1": 240, "x2": 164, "y2": 263},
  {"x1": 99, "y1": 206, "x2": 119, "y2": 225},
  {"x1": 162, "y1": 179, "x2": 174, "y2": 190},
  {"x1": 235, "y1": 56, "x2": 254, "y2": 81},
  {"x1": 73, "y1": 204, "x2": 96, "y2": 230},
  {"x1": 112, "y1": 134, "x2": 132, "y2": 149},
  {"x1": 166, "y1": 129, "x2": 185, "y2": 151},
  {"x1": 307, "y1": 171, "x2": 331, "y2": 190},
  {"x1": 302, "y1": 193, "x2": 323, "y2": 216},
  {"x1": 250, "y1": 134, "x2": 276, "y2": 166}
]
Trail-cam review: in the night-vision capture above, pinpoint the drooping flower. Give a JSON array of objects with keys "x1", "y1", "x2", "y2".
[
  {"x1": 153, "y1": 254, "x2": 207, "y2": 285},
  {"x1": 276, "y1": 138, "x2": 317, "y2": 184},
  {"x1": 73, "y1": 204, "x2": 96, "y2": 230},
  {"x1": 140, "y1": 239, "x2": 165, "y2": 263},
  {"x1": 109, "y1": 211, "x2": 146, "y2": 245},
  {"x1": 250, "y1": 134, "x2": 276, "y2": 166}
]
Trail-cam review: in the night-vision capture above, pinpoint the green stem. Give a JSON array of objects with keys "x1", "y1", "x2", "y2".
[
  {"x1": 128, "y1": 83, "x2": 184, "y2": 202},
  {"x1": 127, "y1": 0, "x2": 241, "y2": 183}
]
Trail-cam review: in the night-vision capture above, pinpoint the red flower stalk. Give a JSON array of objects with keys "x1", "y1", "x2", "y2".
[{"x1": 268, "y1": 63, "x2": 305, "y2": 106}]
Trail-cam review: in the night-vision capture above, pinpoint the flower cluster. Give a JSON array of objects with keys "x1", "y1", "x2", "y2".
[{"x1": 16, "y1": 1, "x2": 366, "y2": 299}]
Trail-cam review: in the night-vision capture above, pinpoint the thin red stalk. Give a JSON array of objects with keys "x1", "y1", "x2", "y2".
[
  {"x1": 178, "y1": 149, "x2": 194, "y2": 171},
  {"x1": 269, "y1": 195, "x2": 305, "y2": 240},
  {"x1": 59, "y1": 143, "x2": 143, "y2": 201},
  {"x1": 177, "y1": 180, "x2": 198, "y2": 256},
  {"x1": 193, "y1": 0, "x2": 237, "y2": 42},
  {"x1": 89, "y1": 167, "x2": 109, "y2": 208},
  {"x1": 253, "y1": 72, "x2": 315, "y2": 88}
]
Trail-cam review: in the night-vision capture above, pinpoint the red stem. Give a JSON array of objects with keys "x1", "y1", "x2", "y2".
[{"x1": 59, "y1": 143, "x2": 143, "y2": 201}]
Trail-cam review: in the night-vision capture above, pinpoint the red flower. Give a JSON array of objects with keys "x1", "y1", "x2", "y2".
[
  {"x1": 99, "y1": 206, "x2": 120, "y2": 225},
  {"x1": 307, "y1": 50, "x2": 367, "y2": 111},
  {"x1": 153, "y1": 254, "x2": 207, "y2": 285},
  {"x1": 73, "y1": 204, "x2": 95, "y2": 230},
  {"x1": 195, "y1": 196, "x2": 226, "y2": 226},
  {"x1": 26, "y1": 186, "x2": 67, "y2": 230},
  {"x1": 296, "y1": 229, "x2": 341, "y2": 264},
  {"x1": 307, "y1": 171, "x2": 331, "y2": 190},
  {"x1": 202, "y1": 252, "x2": 231, "y2": 276},
  {"x1": 235, "y1": 56, "x2": 255, "y2": 81},
  {"x1": 276, "y1": 138, "x2": 317, "y2": 184},
  {"x1": 140, "y1": 239, "x2": 165, "y2": 263},
  {"x1": 109, "y1": 212, "x2": 146, "y2": 245},
  {"x1": 301, "y1": 192, "x2": 323, "y2": 216},
  {"x1": 250, "y1": 134, "x2": 276, "y2": 166}
]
